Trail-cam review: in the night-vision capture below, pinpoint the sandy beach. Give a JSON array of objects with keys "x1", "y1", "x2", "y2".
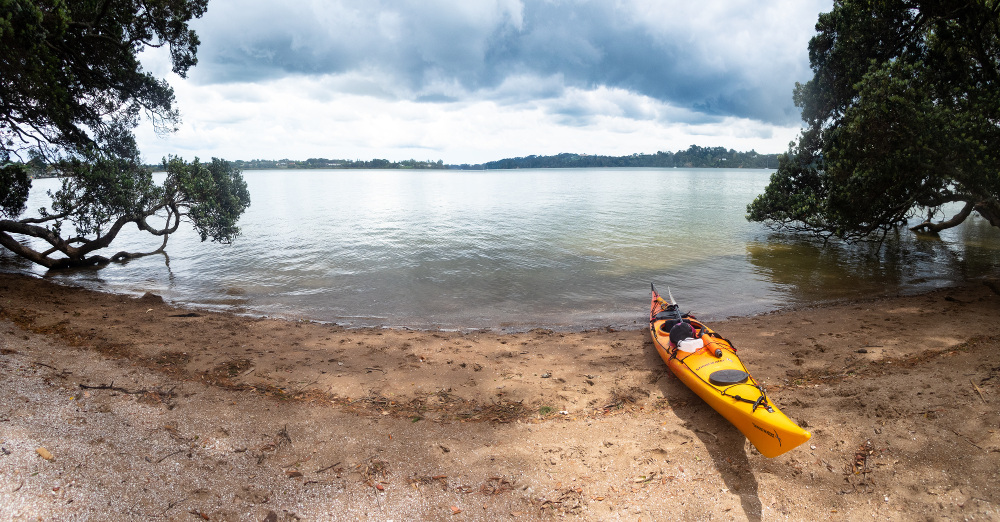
[{"x1": 1, "y1": 272, "x2": 999, "y2": 521}]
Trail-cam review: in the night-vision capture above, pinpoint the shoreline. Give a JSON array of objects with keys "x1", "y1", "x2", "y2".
[
  {"x1": 2, "y1": 272, "x2": 999, "y2": 520},
  {"x1": 6, "y1": 269, "x2": 993, "y2": 335}
]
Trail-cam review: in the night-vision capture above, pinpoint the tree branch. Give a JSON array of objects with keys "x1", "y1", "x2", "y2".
[
  {"x1": 110, "y1": 232, "x2": 170, "y2": 263},
  {"x1": 909, "y1": 200, "x2": 974, "y2": 233},
  {"x1": 135, "y1": 203, "x2": 181, "y2": 236},
  {"x1": 20, "y1": 210, "x2": 75, "y2": 224},
  {"x1": 0, "y1": 230, "x2": 57, "y2": 268}
]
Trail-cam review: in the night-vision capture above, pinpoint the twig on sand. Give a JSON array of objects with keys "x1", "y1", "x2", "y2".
[
  {"x1": 316, "y1": 461, "x2": 342, "y2": 474},
  {"x1": 293, "y1": 380, "x2": 317, "y2": 393},
  {"x1": 154, "y1": 448, "x2": 186, "y2": 464},
  {"x1": 80, "y1": 382, "x2": 177, "y2": 406},
  {"x1": 79, "y1": 382, "x2": 157, "y2": 395},
  {"x1": 971, "y1": 379, "x2": 988, "y2": 404},
  {"x1": 80, "y1": 382, "x2": 133, "y2": 393},
  {"x1": 277, "y1": 424, "x2": 292, "y2": 447},
  {"x1": 161, "y1": 496, "x2": 188, "y2": 515},
  {"x1": 949, "y1": 428, "x2": 986, "y2": 452},
  {"x1": 694, "y1": 428, "x2": 719, "y2": 441}
]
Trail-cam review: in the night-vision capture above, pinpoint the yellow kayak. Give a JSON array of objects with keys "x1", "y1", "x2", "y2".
[{"x1": 649, "y1": 285, "x2": 810, "y2": 458}]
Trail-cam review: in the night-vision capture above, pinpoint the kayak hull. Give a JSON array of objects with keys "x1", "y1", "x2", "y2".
[{"x1": 650, "y1": 290, "x2": 810, "y2": 458}]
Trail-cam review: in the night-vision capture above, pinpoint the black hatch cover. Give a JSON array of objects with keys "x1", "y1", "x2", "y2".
[{"x1": 709, "y1": 369, "x2": 749, "y2": 386}]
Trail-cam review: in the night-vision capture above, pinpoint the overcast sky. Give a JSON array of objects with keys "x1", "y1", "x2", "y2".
[{"x1": 136, "y1": 0, "x2": 833, "y2": 165}]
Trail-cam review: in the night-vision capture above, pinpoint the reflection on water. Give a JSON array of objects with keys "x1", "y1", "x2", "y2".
[
  {"x1": 2, "y1": 169, "x2": 997, "y2": 330},
  {"x1": 747, "y1": 214, "x2": 1000, "y2": 306}
]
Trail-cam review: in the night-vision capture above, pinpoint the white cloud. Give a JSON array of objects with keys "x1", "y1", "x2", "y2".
[
  {"x1": 136, "y1": 70, "x2": 803, "y2": 164},
  {"x1": 135, "y1": 0, "x2": 831, "y2": 164}
]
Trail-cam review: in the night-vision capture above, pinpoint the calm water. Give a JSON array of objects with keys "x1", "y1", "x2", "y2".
[{"x1": 3, "y1": 168, "x2": 998, "y2": 330}]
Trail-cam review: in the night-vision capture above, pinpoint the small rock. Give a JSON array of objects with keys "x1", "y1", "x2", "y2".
[{"x1": 138, "y1": 292, "x2": 164, "y2": 304}]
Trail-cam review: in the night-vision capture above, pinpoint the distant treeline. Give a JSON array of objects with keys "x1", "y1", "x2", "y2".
[
  {"x1": 21, "y1": 157, "x2": 447, "y2": 177},
  {"x1": 454, "y1": 145, "x2": 779, "y2": 170},
  {"x1": 223, "y1": 158, "x2": 446, "y2": 170},
  {"x1": 23, "y1": 145, "x2": 778, "y2": 177}
]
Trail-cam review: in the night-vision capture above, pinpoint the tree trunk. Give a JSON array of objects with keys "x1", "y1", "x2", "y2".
[{"x1": 974, "y1": 200, "x2": 1000, "y2": 228}]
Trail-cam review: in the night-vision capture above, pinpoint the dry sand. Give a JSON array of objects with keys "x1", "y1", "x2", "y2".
[{"x1": 1, "y1": 273, "x2": 999, "y2": 521}]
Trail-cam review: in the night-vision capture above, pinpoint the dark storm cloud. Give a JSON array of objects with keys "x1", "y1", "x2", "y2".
[{"x1": 191, "y1": 0, "x2": 821, "y2": 125}]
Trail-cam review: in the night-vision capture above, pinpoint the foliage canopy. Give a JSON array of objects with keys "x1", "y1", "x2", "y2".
[
  {"x1": 1, "y1": 0, "x2": 205, "y2": 161},
  {"x1": 747, "y1": 0, "x2": 1000, "y2": 241},
  {"x1": 0, "y1": 0, "x2": 251, "y2": 269}
]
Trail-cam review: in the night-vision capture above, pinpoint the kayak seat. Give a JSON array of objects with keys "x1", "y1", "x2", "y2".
[
  {"x1": 708, "y1": 369, "x2": 749, "y2": 386},
  {"x1": 657, "y1": 318, "x2": 680, "y2": 331}
]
